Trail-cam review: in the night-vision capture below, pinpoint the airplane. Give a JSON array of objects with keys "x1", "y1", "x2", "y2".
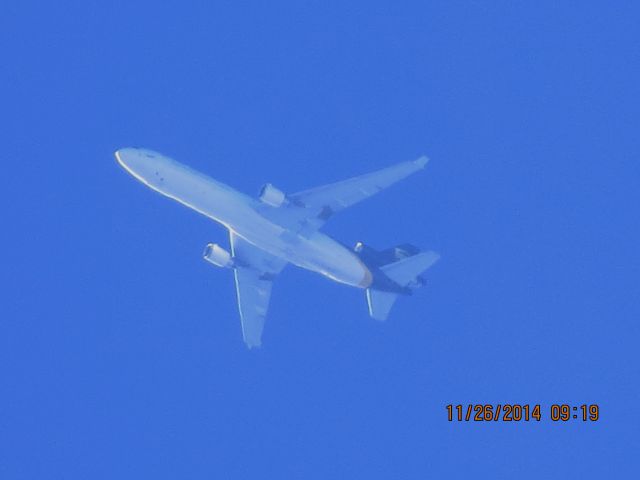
[{"x1": 115, "y1": 148, "x2": 439, "y2": 348}]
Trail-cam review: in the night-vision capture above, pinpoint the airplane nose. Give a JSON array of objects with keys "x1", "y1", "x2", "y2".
[
  {"x1": 115, "y1": 148, "x2": 147, "y2": 181},
  {"x1": 114, "y1": 149, "x2": 125, "y2": 167},
  {"x1": 115, "y1": 147, "x2": 166, "y2": 186},
  {"x1": 114, "y1": 148, "x2": 136, "y2": 169}
]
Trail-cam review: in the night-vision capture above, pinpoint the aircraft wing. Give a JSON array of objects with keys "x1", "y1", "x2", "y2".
[
  {"x1": 288, "y1": 156, "x2": 428, "y2": 224},
  {"x1": 229, "y1": 231, "x2": 287, "y2": 348}
]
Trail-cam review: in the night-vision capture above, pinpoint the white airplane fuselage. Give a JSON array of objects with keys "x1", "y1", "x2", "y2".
[{"x1": 115, "y1": 148, "x2": 373, "y2": 288}]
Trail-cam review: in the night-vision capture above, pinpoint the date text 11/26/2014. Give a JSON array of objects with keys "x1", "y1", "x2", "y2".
[{"x1": 446, "y1": 404, "x2": 599, "y2": 422}]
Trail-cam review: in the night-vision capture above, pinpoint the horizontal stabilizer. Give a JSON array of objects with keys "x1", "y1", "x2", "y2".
[
  {"x1": 381, "y1": 251, "x2": 440, "y2": 287},
  {"x1": 366, "y1": 289, "x2": 399, "y2": 321}
]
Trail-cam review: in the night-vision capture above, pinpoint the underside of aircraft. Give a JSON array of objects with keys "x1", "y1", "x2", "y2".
[{"x1": 116, "y1": 148, "x2": 439, "y2": 347}]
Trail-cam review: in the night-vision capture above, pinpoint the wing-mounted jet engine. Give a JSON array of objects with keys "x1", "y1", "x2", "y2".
[
  {"x1": 259, "y1": 183, "x2": 288, "y2": 207},
  {"x1": 203, "y1": 243, "x2": 234, "y2": 268}
]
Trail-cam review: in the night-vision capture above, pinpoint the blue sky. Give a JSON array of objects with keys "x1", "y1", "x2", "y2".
[{"x1": 2, "y1": 1, "x2": 639, "y2": 478}]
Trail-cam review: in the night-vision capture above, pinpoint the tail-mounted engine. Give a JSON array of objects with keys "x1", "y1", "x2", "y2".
[
  {"x1": 203, "y1": 243, "x2": 234, "y2": 268},
  {"x1": 259, "y1": 183, "x2": 287, "y2": 207},
  {"x1": 354, "y1": 241, "x2": 421, "y2": 267}
]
